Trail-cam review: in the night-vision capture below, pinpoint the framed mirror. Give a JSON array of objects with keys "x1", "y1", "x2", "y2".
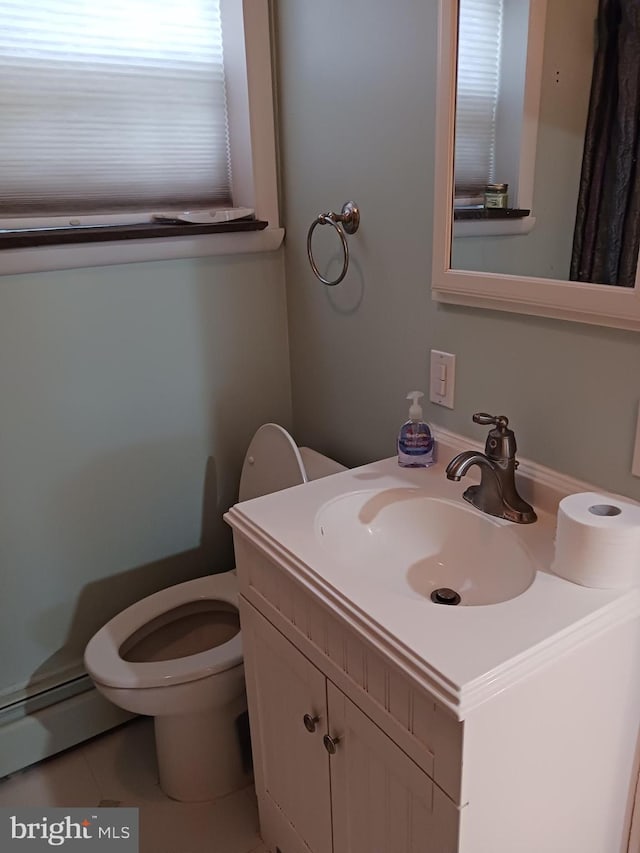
[{"x1": 432, "y1": 0, "x2": 640, "y2": 331}]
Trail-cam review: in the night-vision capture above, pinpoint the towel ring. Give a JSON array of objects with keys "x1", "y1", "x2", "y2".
[{"x1": 306, "y1": 201, "x2": 360, "y2": 286}]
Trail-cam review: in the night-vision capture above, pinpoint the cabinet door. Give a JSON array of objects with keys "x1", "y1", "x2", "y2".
[
  {"x1": 327, "y1": 683, "x2": 459, "y2": 853},
  {"x1": 241, "y1": 599, "x2": 332, "y2": 853}
]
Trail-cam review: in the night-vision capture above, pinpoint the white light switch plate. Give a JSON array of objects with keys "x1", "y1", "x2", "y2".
[
  {"x1": 632, "y1": 402, "x2": 640, "y2": 477},
  {"x1": 430, "y1": 350, "x2": 455, "y2": 408}
]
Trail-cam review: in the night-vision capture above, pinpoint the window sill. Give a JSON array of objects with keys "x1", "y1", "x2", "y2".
[
  {"x1": 0, "y1": 224, "x2": 285, "y2": 276},
  {"x1": 453, "y1": 215, "x2": 537, "y2": 239},
  {"x1": 0, "y1": 218, "x2": 269, "y2": 250}
]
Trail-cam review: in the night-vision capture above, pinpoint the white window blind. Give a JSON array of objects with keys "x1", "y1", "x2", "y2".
[
  {"x1": 0, "y1": 0, "x2": 231, "y2": 217},
  {"x1": 454, "y1": 0, "x2": 503, "y2": 199}
]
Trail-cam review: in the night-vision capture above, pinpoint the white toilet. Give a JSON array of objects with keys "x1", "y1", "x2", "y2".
[{"x1": 84, "y1": 424, "x2": 345, "y2": 802}]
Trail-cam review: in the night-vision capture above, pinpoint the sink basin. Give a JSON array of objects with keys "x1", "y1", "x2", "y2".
[{"x1": 314, "y1": 488, "x2": 536, "y2": 606}]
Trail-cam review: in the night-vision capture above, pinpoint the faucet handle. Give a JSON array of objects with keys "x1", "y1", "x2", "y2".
[
  {"x1": 472, "y1": 413, "x2": 516, "y2": 460},
  {"x1": 473, "y1": 413, "x2": 509, "y2": 430}
]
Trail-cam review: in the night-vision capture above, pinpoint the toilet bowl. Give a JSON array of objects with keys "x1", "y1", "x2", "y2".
[{"x1": 84, "y1": 424, "x2": 345, "y2": 802}]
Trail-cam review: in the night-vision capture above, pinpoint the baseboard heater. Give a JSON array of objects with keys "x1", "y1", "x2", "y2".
[{"x1": 0, "y1": 677, "x2": 133, "y2": 778}]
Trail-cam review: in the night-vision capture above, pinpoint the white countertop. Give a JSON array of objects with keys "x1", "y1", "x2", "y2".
[{"x1": 225, "y1": 451, "x2": 640, "y2": 717}]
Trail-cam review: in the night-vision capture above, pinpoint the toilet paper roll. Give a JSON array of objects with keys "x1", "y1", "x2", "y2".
[{"x1": 552, "y1": 492, "x2": 640, "y2": 589}]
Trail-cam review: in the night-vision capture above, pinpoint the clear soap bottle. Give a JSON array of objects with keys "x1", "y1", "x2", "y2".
[{"x1": 397, "y1": 391, "x2": 435, "y2": 468}]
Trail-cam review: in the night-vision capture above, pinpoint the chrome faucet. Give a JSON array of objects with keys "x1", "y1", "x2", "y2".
[{"x1": 445, "y1": 413, "x2": 537, "y2": 524}]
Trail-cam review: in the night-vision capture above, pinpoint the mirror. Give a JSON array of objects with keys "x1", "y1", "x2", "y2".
[{"x1": 431, "y1": 0, "x2": 640, "y2": 331}]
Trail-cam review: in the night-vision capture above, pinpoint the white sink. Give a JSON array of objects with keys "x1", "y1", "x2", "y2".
[{"x1": 314, "y1": 487, "x2": 536, "y2": 606}]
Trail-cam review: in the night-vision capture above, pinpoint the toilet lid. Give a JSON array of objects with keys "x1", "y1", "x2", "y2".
[
  {"x1": 239, "y1": 423, "x2": 307, "y2": 502},
  {"x1": 84, "y1": 573, "x2": 242, "y2": 690}
]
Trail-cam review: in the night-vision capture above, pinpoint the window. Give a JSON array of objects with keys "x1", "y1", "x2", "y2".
[
  {"x1": 454, "y1": 0, "x2": 503, "y2": 203},
  {"x1": 0, "y1": 0, "x2": 281, "y2": 272},
  {"x1": 3, "y1": 0, "x2": 232, "y2": 218},
  {"x1": 453, "y1": 0, "x2": 546, "y2": 236}
]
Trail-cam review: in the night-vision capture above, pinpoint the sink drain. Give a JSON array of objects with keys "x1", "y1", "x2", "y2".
[{"x1": 431, "y1": 587, "x2": 461, "y2": 606}]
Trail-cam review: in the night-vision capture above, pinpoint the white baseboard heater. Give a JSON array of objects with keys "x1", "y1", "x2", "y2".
[{"x1": 0, "y1": 677, "x2": 133, "y2": 778}]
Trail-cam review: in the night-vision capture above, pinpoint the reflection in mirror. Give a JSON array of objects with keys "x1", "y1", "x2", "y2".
[
  {"x1": 572, "y1": 0, "x2": 640, "y2": 287},
  {"x1": 450, "y1": 0, "x2": 640, "y2": 287}
]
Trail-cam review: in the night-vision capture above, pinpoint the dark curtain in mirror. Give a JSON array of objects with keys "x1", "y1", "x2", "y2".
[{"x1": 570, "y1": 0, "x2": 640, "y2": 287}]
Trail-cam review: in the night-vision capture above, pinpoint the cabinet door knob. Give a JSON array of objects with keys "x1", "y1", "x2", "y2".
[
  {"x1": 303, "y1": 713, "x2": 320, "y2": 733},
  {"x1": 323, "y1": 733, "x2": 340, "y2": 754}
]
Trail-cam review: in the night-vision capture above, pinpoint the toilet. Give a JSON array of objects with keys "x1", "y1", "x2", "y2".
[{"x1": 84, "y1": 424, "x2": 345, "y2": 802}]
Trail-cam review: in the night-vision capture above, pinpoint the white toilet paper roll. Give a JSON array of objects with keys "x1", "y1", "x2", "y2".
[{"x1": 552, "y1": 492, "x2": 640, "y2": 589}]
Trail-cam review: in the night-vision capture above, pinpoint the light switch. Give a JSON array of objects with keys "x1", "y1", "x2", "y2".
[{"x1": 430, "y1": 350, "x2": 456, "y2": 408}]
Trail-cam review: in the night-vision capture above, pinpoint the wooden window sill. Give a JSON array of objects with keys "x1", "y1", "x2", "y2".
[
  {"x1": 0, "y1": 222, "x2": 284, "y2": 276},
  {"x1": 453, "y1": 208, "x2": 531, "y2": 221},
  {"x1": 0, "y1": 218, "x2": 268, "y2": 250}
]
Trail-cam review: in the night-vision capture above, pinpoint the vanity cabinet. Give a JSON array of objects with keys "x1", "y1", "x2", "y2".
[
  {"x1": 229, "y1": 474, "x2": 640, "y2": 853},
  {"x1": 241, "y1": 600, "x2": 458, "y2": 853}
]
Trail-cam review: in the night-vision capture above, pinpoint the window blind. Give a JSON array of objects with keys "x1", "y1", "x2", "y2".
[
  {"x1": 0, "y1": 0, "x2": 231, "y2": 217},
  {"x1": 454, "y1": 0, "x2": 503, "y2": 199}
]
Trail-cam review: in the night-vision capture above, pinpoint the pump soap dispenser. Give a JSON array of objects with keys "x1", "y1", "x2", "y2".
[{"x1": 397, "y1": 391, "x2": 435, "y2": 468}]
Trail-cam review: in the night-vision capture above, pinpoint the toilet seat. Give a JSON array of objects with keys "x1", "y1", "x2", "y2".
[{"x1": 84, "y1": 573, "x2": 242, "y2": 691}]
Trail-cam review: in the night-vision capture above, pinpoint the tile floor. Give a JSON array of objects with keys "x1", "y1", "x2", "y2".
[{"x1": 0, "y1": 718, "x2": 266, "y2": 853}]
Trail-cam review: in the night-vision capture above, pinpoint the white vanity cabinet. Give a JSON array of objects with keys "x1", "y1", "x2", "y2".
[
  {"x1": 227, "y1": 456, "x2": 640, "y2": 853},
  {"x1": 242, "y1": 600, "x2": 458, "y2": 853}
]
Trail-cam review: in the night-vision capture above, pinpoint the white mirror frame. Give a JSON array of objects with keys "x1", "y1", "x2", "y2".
[{"x1": 431, "y1": 0, "x2": 640, "y2": 333}]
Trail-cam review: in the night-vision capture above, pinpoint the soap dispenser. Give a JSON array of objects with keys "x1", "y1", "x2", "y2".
[{"x1": 397, "y1": 391, "x2": 435, "y2": 468}]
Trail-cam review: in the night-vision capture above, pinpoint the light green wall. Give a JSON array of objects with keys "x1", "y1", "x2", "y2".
[
  {"x1": 4, "y1": 0, "x2": 640, "y2": 725},
  {"x1": 0, "y1": 252, "x2": 291, "y2": 705},
  {"x1": 276, "y1": 0, "x2": 640, "y2": 501}
]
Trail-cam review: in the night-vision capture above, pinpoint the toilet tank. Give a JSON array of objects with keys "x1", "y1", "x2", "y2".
[
  {"x1": 238, "y1": 424, "x2": 346, "y2": 502},
  {"x1": 298, "y1": 446, "x2": 347, "y2": 481}
]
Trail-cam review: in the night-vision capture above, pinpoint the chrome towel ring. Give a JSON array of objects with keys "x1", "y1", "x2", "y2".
[{"x1": 306, "y1": 201, "x2": 360, "y2": 286}]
